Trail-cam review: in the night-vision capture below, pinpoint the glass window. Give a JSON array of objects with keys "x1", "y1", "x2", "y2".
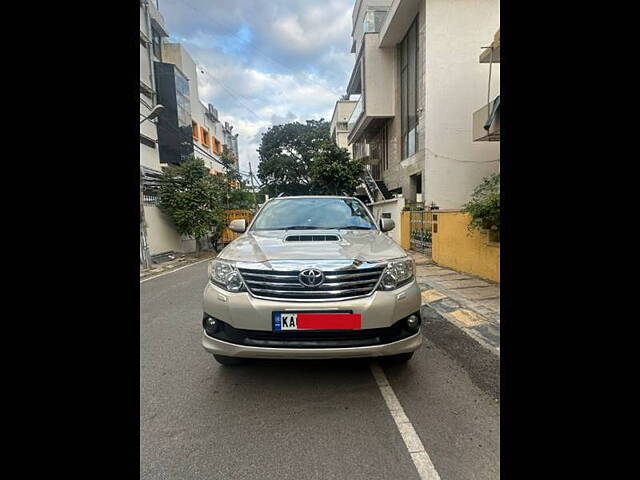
[
  {"x1": 151, "y1": 29, "x2": 162, "y2": 60},
  {"x1": 401, "y1": 17, "x2": 419, "y2": 159},
  {"x1": 251, "y1": 198, "x2": 377, "y2": 231}
]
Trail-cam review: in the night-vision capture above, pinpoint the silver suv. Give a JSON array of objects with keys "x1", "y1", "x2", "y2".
[{"x1": 202, "y1": 196, "x2": 422, "y2": 366}]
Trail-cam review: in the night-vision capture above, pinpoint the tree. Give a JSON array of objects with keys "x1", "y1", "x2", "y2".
[
  {"x1": 257, "y1": 119, "x2": 364, "y2": 196},
  {"x1": 461, "y1": 173, "x2": 500, "y2": 237},
  {"x1": 217, "y1": 145, "x2": 243, "y2": 209},
  {"x1": 158, "y1": 156, "x2": 225, "y2": 255},
  {"x1": 309, "y1": 142, "x2": 365, "y2": 195},
  {"x1": 228, "y1": 189, "x2": 255, "y2": 210},
  {"x1": 257, "y1": 119, "x2": 330, "y2": 196}
]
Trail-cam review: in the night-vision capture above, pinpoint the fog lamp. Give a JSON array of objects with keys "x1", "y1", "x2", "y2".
[
  {"x1": 203, "y1": 316, "x2": 221, "y2": 335},
  {"x1": 406, "y1": 314, "x2": 420, "y2": 330}
]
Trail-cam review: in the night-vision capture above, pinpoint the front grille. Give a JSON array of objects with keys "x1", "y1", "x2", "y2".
[{"x1": 237, "y1": 266, "x2": 385, "y2": 301}]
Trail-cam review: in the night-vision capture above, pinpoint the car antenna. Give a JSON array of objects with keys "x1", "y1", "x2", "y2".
[{"x1": 277, "y1": 192, "x2": 286, "y2": 197}]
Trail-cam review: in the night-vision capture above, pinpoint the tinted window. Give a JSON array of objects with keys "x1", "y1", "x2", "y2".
[{"x1": 252, "y1": 198, "x2": 376, "y2": 231}]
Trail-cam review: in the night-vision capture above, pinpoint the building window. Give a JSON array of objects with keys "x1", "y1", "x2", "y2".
[
  {"x1": 201, "y1": 127, "x2": 210, "y2": 148},
  {"x1": 400, "y1": 16, "x2": 418, "y2": 159},
  {"x1": 152, "y1": 28, "x2": 162, "y2": 60},
  {"x1": 192, "y1": 121, "x2": 199, "y2": 140},
  {"x1": 213, "y1": 138, "x2": 222, "y2": 154},
  {"x1": 352, "y1": 139, "x2": 369, "y2": 161}
]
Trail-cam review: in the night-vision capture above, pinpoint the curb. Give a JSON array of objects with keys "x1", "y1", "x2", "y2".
[
  {"x1": 140, "y1": 256, "x2": 214, "y2": 283},
  {"x1": 419, "y1": 285, "x2": 500, "y2": 356}
]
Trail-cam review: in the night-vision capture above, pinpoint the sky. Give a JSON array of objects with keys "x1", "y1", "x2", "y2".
[{"x1": 157, "y1": 0, "x2": 356, "y2": 179}]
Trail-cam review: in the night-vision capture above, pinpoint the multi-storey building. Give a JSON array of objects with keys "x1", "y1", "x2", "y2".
[
  {"x1": 345, "y1": 0, "x2": 499, "y2": 209},
  {"x1": 159, "y1": 43, "x2": 240, "y2": 173},
  {"x1": 139, "y1": 0, "x2": 167, "y2": 171},
  {"x1": 139, "y1": 0, "x2": 240, "y2": 260}
]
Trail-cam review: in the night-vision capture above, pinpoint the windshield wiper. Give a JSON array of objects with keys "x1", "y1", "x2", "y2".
[
  {"x1": 281, "y1": 226, "x2": 323, "y2": 230},
  {"x1": 336, "y1": 226, "x2": 373, "y2": 230}
]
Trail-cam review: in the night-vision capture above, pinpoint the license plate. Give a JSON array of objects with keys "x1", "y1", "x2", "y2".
[{"x1": 273, "y1": 312, "x2": 362, "y2": 331}]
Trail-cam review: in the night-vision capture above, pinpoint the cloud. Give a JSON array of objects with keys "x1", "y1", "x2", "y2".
[{"x1": 156, "y1": 0, "x2": 355, "y2": 174}]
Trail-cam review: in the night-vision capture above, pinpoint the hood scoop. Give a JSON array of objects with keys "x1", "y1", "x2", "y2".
[{"x1": 284, "y1": 234, "x2": 341, "y2": 242}]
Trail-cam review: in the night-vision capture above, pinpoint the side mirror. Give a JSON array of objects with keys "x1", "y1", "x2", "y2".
[
  {"x1": 229, "y1": 219, "x2": 246, "y2": 233},
  {"x1": 379, "y1": 218, "x2": 395, "y2": 232}
]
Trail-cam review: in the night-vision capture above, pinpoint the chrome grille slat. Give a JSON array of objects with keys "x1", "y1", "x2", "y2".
[
  {"x1": 250, "y1": 286, "x2": 373, "y2": 296},
  {"x1": 237, "y1": 265, "x2": 385, "y2": 301},
  {"x1": 240, "y1": 272, "x2": 299, "y2": 280},
  {"x1": 323, "y1": 272, "x2": 380, "y2": 280}
]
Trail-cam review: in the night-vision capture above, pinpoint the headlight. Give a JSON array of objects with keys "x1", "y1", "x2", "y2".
[
  {"x1": 380, "y1": 257, "x2": 415, "y2": 291},
  {"x1": 209, "y1": 259, "x2": 245, "y2": 293}
]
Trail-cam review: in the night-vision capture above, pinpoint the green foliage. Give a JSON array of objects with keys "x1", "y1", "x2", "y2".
[
  {"x1": 220, "y1": 145, "x2": 242, "y2": 185},
  {"x1": 228, "y1": 189, "x2": 255, "y2": 210},
  {"x1": 309, "y1": 142, "x2": 365, "y2": 195},
  {"x1": 461, "y1": 173, "x2": 500, "y2": 234},
  {"x1": 158, "y1": 156, "x2": 225, "y2": 251},
  {"x1": 257, "y1": 119, "x2": 364, "y2": 196}
]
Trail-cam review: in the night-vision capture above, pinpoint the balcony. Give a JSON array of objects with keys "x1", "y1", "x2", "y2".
[
  {"x1": 378, "y1": 0, "x2": 421, "y2": 48},
  {"x1": 346, "y1": 33, "x2": 395, "y2": 143},
  {"x1": 347, "y1": 96, "x2": 364, "y2": 132},
  {"x1": 148, "y1": 0, "x2": 169, "y2": 37},
  {"x1": 473, "y1": 96, "x2": 500, "y2": 142}
]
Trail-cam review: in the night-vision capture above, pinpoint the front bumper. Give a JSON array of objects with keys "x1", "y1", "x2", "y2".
[
  {"x1": 202, "y1": 279, "x2": 422, "y2": 359},
  {"x1": 202, "y1": 329, "x2": 422, "y2": 359}
]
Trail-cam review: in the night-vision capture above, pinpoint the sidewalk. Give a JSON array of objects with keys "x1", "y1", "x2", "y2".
[
  {"x1": 410, "y1": 249, "x2": 500, "y2": 355},
  {"x1": 140, "y1": 251, "x2": 217, "y2": 281}
]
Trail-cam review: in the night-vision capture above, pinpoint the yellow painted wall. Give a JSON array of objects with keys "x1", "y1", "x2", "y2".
[
  {"x1": 400, "y1": 211, "x2": 410, "y2": 250},
  {"x1": 432, "y1": 211, "x2": 500, "y2": 282}
]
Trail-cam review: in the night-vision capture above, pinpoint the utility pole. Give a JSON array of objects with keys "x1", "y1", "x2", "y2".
[{"x1": 249, "y1": 162, "x2": 257, "y2": 211}]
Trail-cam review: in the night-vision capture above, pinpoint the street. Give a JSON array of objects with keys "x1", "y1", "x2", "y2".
[{"x1": 140, "y1": 261, "x2": 500, "y2": 480}]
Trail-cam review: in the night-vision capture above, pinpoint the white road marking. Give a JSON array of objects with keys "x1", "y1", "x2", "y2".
[
  {"x1": 370, "y1": 361, "x2": 441, "y2": 480},
  {"x1": 140, "y1": 257, "x2": 212, "y2": 284}
]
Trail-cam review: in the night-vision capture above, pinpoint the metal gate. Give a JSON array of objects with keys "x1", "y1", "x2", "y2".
[{"x1": 408, "y1": 209, "x2": 434, "y2": 253}]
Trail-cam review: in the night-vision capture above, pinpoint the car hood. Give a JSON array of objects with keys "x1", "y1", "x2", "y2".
[{"x1": 218, "y1": 230, "x2": 408, "y2": 263}]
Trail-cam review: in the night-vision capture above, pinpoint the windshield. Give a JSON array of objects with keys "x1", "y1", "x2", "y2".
[{"x1": 251, "y1": 197, "x2": 377, "y2": 231}]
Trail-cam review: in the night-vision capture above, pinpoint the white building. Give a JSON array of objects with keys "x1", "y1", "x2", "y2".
[
  {"x1": 139, "y1": 0, "x2": 166, "y2": 172},
  {"x1": 346, "y1": 0, "x2": 500, "y2": 209},
  {"x1": 140, "y1": 0, "x2": 184, "y2": 258},
  {"x1": 330, "y1": 99, "x2": 358, "y2": 153}
]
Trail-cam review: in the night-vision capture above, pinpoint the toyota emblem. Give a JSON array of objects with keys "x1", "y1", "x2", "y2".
[{"x1": 298, "y1": 268, "x2": 324, "y2": 287}]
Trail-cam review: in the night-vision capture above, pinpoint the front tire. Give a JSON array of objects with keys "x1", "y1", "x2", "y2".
[{"x1": 213, "y1": 354, "x2": 247, "y2": 366}]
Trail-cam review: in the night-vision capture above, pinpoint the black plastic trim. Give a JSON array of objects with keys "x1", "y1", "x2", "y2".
[{"x1": 203, "y1": 312, "x2": 421, "y2": 349}]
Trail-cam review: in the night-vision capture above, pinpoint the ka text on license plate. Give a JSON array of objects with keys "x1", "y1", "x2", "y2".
[{"x1": 273, "y1": 312, "x2": 362, "y2": 331}]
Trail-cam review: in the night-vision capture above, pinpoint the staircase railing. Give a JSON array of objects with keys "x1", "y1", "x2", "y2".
[{"x1": 360, "y1": 165, "x2": 385, "y2": 204}]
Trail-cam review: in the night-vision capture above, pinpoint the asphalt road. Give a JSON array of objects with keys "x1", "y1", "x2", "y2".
[{"x1": 140, "y1": 261, "x2": 500, "y2": 480}]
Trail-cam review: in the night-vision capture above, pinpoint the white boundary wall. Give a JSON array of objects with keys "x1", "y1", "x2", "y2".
[{"x1": 368, "y1": 197, "x2": 405, "y2": 245}]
